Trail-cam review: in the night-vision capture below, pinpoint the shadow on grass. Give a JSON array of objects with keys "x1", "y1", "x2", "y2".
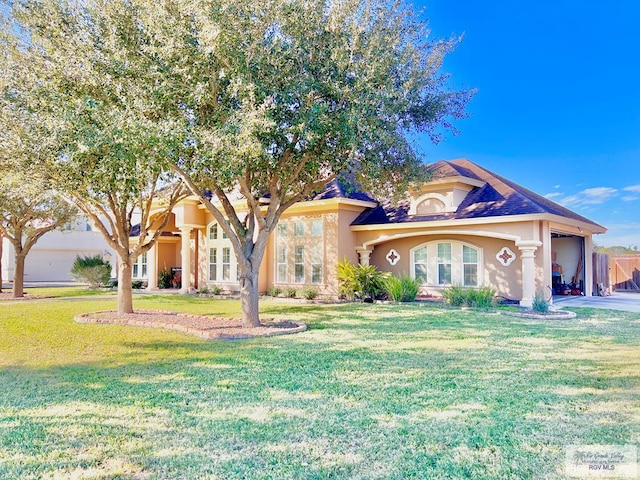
[{"x1": 1, "y1": 301, "x2": 639, "y2": 479}]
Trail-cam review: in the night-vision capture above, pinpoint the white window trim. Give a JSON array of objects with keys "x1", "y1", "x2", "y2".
[
  {"x1": 409, "y1": 192, "x2": 455, "y2": 215},
  {"x1": 207, "y1": 221, "x2": 238, "y2": 284},
  {"x1": 410, "y1": 240, "x2": 483, "y2": 287}
]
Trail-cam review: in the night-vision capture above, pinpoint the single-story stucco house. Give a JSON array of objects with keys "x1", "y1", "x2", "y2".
[{"x1": 134, "y1": 159, "x2": 606, "y2": 306}]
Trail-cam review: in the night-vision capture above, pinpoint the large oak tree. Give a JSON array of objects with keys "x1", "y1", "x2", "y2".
[
  {"x1": 5, "y1": 0, "x2": 472, "y2": 325},
  {"x1": 2, "y1": 0, "x2": 189, "y2": 313}
]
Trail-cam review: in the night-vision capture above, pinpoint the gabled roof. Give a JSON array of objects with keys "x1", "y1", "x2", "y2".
[
  {"x1": 309, "y1": 179, "x2": 377, "y2": 203},
  {"x1": 351, "y1": 159, "x2": 606, "y2": 230}
]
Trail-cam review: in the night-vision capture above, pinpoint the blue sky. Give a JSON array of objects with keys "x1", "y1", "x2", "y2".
[{"x1": 414, "y1": 0, "x2": 640, "y2": 247}]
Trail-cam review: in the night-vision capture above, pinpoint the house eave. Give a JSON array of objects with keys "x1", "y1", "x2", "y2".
[{"x1": 351, "y1": 212, "x2": 607, "y2": 235}]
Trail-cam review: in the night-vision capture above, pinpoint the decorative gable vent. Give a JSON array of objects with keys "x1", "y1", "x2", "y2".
[{"x1": 408, "y1": 176, "x2": 485, "y2": 216}]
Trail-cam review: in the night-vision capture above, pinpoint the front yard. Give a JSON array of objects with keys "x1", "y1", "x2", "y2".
[{"x1": 0, "y1": 294, "x2": 638, "y2": 479}]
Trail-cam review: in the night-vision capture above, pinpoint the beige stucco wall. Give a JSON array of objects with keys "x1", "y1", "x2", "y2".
[
  {"x1": 354, "y1": 219, "x2": 558, "y2": 302},
  {"x1": 366, "y1": 233, "x2": 525, "y2": 300}
]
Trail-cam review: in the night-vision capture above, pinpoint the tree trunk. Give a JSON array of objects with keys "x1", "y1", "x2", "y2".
[
  {"x1": 13, "y1": 252, "x2": 26, "y2": 298},
  {"x1": 240, "y1": 269, "x2": 261, "y2": 328},
  {"x1": 117, "y1": 257, "x2": 134, "y2": 315}
]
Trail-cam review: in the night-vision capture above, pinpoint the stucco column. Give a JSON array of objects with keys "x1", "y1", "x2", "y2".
[
  {"x1": 357, "y1": 248, "x2": 372, "y2": 266},
  {"x1": 583, "y1": 235, "x2": 594, "y2": 296},
  {"x1": 180, "y1": 227, "x2": 192, "y2": 293},
  {"x1": 147, "y1": 244, "x2": 158, "y2": 290},
  {"x1": 517, "y1": 240, "x2": 542, "y2": 308}
]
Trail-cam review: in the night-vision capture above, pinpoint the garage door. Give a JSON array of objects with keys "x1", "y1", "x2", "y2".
[{"x1": 24, "y1": 249, "x2": 104, "y2": 282}]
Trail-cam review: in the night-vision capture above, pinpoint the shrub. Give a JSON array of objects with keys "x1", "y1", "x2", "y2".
[
  {"x1": 336, "y1": 257, "x2": 388, "y2": 301},
  {"x1": 384, "y1": 275, "x2": 420, "y2": 302},
  {"x1": 442, "y1": 285, "x2": 495, "y2": 308},
  {"x1": 468, "y1": 286, "x2": 495, "y2": 309},
  {"x1": 441, "y1": 284, "x2": 467, "y2": 307},
  {"x1": 267, "y1": 286, "x2": 282, "y2": 297},
  {"x1": 532, "y1": 291, "x2": 550, "y2": 314},
  {"x1": 300, "y1": 286, "x2": 318, "y2": 300},
  {"x1": 285, "y1": 287, "x2": 297, "y2": 298},
  {"x1": 70, "y1": 255, "x2": 111, "y2": 288},
  {"x1": 198, "y1": 286, "x2": 209, "y2": 295},
  {"x1": 131, "y1": 279, "x2": 144, "y2": 289},
  {"x1": 209, "y1": 284, "x2": 222, "y2": 295},
  {"x1": 158, "y1": 268, "x2": 172, "y2": 289}
]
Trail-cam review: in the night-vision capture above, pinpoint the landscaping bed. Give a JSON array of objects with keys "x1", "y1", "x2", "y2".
[{"x1": 75, "y1": 309, "x2": 307, "y2": 340}]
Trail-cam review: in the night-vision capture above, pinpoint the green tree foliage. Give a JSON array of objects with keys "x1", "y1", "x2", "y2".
[
  {"x1": 0, "y1": 15, "x2": 78, "y2": 298},
  {"x1": 70, "y1": 255, "x2": 112, "y2": 288},
  {"x1": 2, "y1": 0, "x2": 189, "y2": 313},
  {"x1": 0, "y1": 171, "x2": 78, "y2": 298},
  {"x1": 169, "y1": 0, "x2": 471, "y2": 325},
  {"x1": 595, "y1": 245, "x2": 639, "y2": 255},
  {"x1": 3, "y1": 0, "x2": 471, "y2": 324}
]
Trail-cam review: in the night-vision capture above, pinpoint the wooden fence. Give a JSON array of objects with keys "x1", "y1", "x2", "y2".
[
  {"x1": 611, "y1": 255, "x2": 640, "y2": 292},
  {"x1": 592, "y1": 252, "x2": 610, "y2": 295}
]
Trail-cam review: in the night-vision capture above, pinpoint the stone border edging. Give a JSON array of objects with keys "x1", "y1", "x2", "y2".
[
  {"x1": 74, "y1": 310, "x2": 307, "y2": 340},
  {"x1": 500, "y1": 309, "x2": 577, "y2": 320}
]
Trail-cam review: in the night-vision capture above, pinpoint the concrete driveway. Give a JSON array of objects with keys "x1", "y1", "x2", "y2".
[{"x1": 553, "y1": 292, "x2": 640, "y2": 313}]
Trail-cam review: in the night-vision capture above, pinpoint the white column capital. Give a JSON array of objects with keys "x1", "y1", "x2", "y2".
[
  {"x1": 516, "y1": 240, "x2": 542, "y2": 253},
  {"x1": 356, "y1": 247, "x2": 373, "y2": 266}
]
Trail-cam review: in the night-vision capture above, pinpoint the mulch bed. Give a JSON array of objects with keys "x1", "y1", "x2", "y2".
[{"x1": 75, "y1": 310, "x2": 307, "y2": 340}]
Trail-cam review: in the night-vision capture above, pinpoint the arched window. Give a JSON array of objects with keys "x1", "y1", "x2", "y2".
[
  {"x1": 411, "y1": 241, "x2": 482, "y2": 287},
  {"x1": 416, "y1": 198, "x2": 446, "y2": 215}
]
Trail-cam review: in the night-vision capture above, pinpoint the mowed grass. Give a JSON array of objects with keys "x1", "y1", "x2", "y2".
[{"x1": 0, "y1": 294, "x2": 638, "y2": 479}]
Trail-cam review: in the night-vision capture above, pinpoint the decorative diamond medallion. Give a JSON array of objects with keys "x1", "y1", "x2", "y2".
[
  {"x1": 496, "y1": 247, "x2": 516, "y2": 266},
  {"x1": 386, "y1": 249, "x2": 400, "y2": 266}
]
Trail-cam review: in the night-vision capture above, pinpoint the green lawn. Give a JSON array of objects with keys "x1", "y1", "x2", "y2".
[{"x1": 0, "y1": 295, "x2": 638, "y2": 479}]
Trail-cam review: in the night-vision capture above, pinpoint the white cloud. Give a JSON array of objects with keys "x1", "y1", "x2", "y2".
[
  {"x1": 622, "y1": 195, "x2": 639, "y2": 202},
  {"x1": 581, "y1": 187, "x2": 618, "y2": 203},
  {"x1": 623, "y1": 185, "x2": 640, "y2": 193},
  {"x1": 544, "y1": 192, "x2": 563, "y2": 200},
  {"x1": 558, "y1": 187, "x2": 618, "y2": 207}
]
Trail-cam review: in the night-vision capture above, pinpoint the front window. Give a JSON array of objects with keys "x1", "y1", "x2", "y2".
[
  {"x1": 294, "y1": 246, "x2": 305, "y2": 283},
  {"x1": 209, "y1": 248, "x2": 217, "y2": 281},
  {"x1": 413, "y1": 247, "x2": 428, "y2": 284},
  {"x1": 222, "y1": 247, "x2": 231, "y2": 281},
  {"x1": 311, "y1": 220, "x2": 323, "y2": 237},
  {"x1": 207, "y1": 221, "x2": 237, "y2": 283},
  {"x1": 277, "y1": 245, "x2": 287, "y2": 282},
  {"x1": 133, "y1": 252, "x2": 148, "y2": 279},
  {"x1": 310, "y1": 244, "x2": 323, "y2": 284},
  {"x1": 209, "y1": 224, "x2": 218, "y2": 240},
  {"x1": 275, "y1": 218, "x2": 326, "y2": 286},
  {"x1": 437, "y1": 243, "x2": 452, "y2": 285},
  {"x1": 411, "y1": 241, "x2": 483, "y2": 288},
  {"x1": 463, "y1": 245, "x2": 478, "y2": 286}
]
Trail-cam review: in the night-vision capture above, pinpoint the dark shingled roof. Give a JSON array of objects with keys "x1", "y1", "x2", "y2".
[
  {"x1": 308, "y1": 179, "x2": 377, "y2": 203},
  {"x1": 351, "y1": 159, "x2": 605, "y2": 229}
]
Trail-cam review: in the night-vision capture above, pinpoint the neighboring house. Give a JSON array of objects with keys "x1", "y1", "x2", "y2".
[
  {"x1": 1, "y1": 216, "x2": 116, "y2": 283},
  {"x1": 136, "y1": 159, "x2": 606, "y2": 306}
]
